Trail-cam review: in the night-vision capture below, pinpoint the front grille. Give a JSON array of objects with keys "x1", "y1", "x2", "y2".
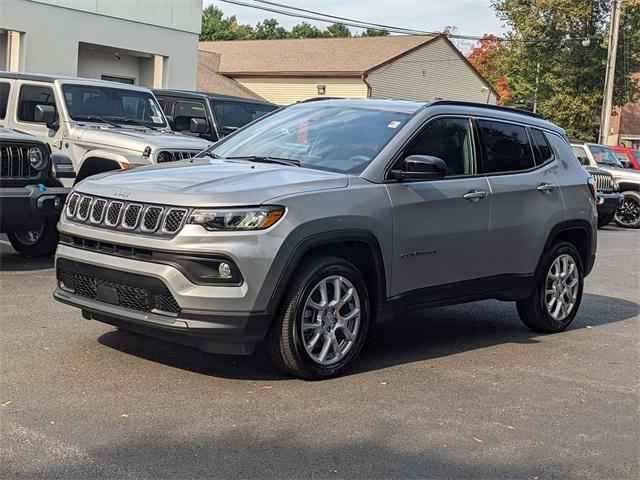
[
  {"x1": 59, "y1": 263, "x2": 180, "y2": 316},
  {"x1": 66, "y1": 195, "x2": 189, "y2": 237},
  {"x1": 592, "y1": 172, "x2": 613, "y2": 192},
  {"x1": 157, "y1": 150, "x2": 197, "y2": 163},
  {"x1": 0, "y1": 145, "x2": 40, "y2": 179}
]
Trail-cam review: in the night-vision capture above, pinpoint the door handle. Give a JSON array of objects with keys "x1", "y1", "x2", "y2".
[
  {"x1": 463, "y1": 190, "x2": 487, "y2": 202},
  {"x1": 536, "y1": 183, "x2": 556, "y2": 193}
]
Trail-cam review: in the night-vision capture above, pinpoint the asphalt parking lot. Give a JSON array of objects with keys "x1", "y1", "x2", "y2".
[{"x1": 1, "y1": 227, "x2": 638, "y2": 480}]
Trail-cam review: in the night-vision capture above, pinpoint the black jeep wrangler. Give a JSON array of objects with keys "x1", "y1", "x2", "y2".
[{"x1": 0, "y1": 128, "x2": 68, "y2": 257}]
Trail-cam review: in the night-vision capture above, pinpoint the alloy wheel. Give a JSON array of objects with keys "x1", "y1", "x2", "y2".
[
  {"x1": 615, "y1": 196, "x2": 640, "y2": 227},
  {"x1": 545, "y1": 254, "x2": 579, "y2": 322},
  {"x1": 300, "y1": 275, "x2": 361, "y2": 366}
]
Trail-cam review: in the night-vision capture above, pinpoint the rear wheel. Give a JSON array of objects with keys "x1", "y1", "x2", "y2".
[
  {"x1": 614, "y1": 191, "x2": 640, "y2": 228},
  {"x1": 266, "y1": 255, "x2": 370, "y2": 379},
  {"x1": 516, "y1": 242, "x2": 583, "y2": 333},
  {"x1": 7, "y1": 220, "x2": 59, "y2": 258}
]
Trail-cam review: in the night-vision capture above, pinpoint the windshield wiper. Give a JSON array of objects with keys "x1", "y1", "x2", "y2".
[
  {"x1": 226, "y1": 155, "x2": 301, "y2": 167},
  {"x1": 109, "y1": 117, "x2": 160, "y2": 131},
  {"x1": 73, "y1": 115, "x2": 122, "y2": 128},
  {"x1": 197, "y1": 151, "x2": 223, "y2": 159}
]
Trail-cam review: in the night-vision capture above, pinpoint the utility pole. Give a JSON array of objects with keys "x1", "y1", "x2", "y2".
[{"x1": 599, "y1": 0, "x2": 622, "y2": 145}]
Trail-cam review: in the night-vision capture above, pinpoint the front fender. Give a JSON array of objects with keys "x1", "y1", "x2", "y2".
[{"x1": 80, "y1": 149, "x2": 149, "y2": 168}]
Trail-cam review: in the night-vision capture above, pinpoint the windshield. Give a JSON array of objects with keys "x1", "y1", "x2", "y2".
[
  {"x1": 588, "y1": 144, "x2": 623, "y2": 168},
  {"x1": 62, "y1": 84, "x2": 166, "y2": 127},
  {"x1": 207, "y1": 105, "x2": 411, "y2": 174},
  {"x1": 633, "y1": 150, "x2": 640, "y2": 163},
  {"x1": 211, "y1": 100, "x2": 278, "y2": 136}
]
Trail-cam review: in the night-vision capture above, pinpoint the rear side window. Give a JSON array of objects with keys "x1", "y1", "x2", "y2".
[
  {"x1": 530, "y1": 128, "x2": 554, "y2": 165},
  {"x1": 404, "y1": 117, "x2": 476, "y2": 176},
  {"x1": 18, "y1": 84, "x2": 56, "y2": 122},
  {"x1": 477, "y1": 120, "x2": 535, "y2": 173},
  {"x1": 0, "y1": 82, "x2": 9, "y2": 119}
]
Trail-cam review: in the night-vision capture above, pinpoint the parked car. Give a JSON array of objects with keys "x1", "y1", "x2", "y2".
[
  {"x1": 0, "y1": 73, "x2": 211, "y2": 183},
  {"x1": 153, "y1": 89, "x2": 278, "y2": 142},
  {"x1": 584, "y1": 166, "x2": 623, "y2": 228},
  {"x1": 571, "y1": 141, "x2": 640, "y2": 228},
  {"x1": 0, "y1": 128, "x2": 68, "y2": 256},
  {"x1": 611, "y1": 145, "x2": 640, "y2": 170},
  {"x1": 54, "y1": 99, "x2": 597, "y2": 378}
]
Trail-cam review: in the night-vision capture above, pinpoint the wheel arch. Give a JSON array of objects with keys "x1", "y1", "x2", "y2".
[
  {"x1": 263, "y1": 229, "x2": 388, "y2": 323},
  {"x1": 618, "y1": 182, "x2": 640, "y2": 192},
  {"x1": 541, "y1": 220, "x2": 595, "y2": 276},
  {"x1": 75, "y1": 156, "x2": 122, "y2": 183}
]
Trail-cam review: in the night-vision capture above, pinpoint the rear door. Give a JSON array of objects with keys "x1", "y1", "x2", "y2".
[
  {"x1": 478, "y1": 120, "x2": 564, "y2": 278},
  {"x1": 386, "y1": 116, "x2": 492, "y2": 297}
]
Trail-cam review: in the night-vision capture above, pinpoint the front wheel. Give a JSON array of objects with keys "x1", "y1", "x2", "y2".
[
  {"x1": 614, "y1": 191, "x2": 640, "y2": 229},
  {"x1": 7, "y1": 220, "x2": 59, "y2": 258},
  {"x1": 266, "y1": 255, "x2": 370, "y2": 379},
  {"x1": 597, "y1": 208, "x2": 616, "y2": 228},
  {"x1": 516, "y1": 242, "x2": 583, "y2": 333}
]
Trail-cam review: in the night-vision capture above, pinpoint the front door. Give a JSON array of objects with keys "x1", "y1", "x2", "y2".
[{"x1": 386, "y1": 116, "x2": 492, "y2": 297}]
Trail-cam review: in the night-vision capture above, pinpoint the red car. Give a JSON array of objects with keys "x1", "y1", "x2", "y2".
[{"x1": 611, "y1": 146, "x2": 640, "y2": 170}]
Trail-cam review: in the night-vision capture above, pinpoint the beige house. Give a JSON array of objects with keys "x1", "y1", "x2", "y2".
[{"x1": 198, "y1": 35, "x2": 498, "y2": 105}]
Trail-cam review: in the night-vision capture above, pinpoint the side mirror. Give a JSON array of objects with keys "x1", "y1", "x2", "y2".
[
  {"x1": 165, "y1": 115, "x2": 175, "y2": 130},
  {"x1": 190, "y1": 117, "x2": 208, "y2": 134},
  {"x1": 390, "y1": 155, "x2": 447, "y2": 181},
  {"x1": 34, "y1": 104, "x2": 57, "y2": 128}
]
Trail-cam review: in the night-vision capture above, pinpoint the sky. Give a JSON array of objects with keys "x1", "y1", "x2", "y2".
[{"x1": 205, "y1": 0, "x2": 508, "y2": 40}]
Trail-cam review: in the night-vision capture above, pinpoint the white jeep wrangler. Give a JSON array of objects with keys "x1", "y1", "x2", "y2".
[{"x1": 0, "y1": 73, "x2": 211, "y2": 182}]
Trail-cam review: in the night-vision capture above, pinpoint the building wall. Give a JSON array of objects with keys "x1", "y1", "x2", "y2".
[
  {"x1": 367, "y1": 37, "x2": 498, "y2": 104},
  {"x1": 234, "y1": 77, "x2": 368, "y2": 105},
  {"x1": 0, "y1": 0, "x2": 201, "y2": 89}
]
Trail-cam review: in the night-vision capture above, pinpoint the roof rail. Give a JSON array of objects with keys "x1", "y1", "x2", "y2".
[
  {"x1": 297, "y1": 97, "x2": 345, "y2": 103},
  {"x1": 428, "y1": 100, "x2": 543, "y2": 119}
]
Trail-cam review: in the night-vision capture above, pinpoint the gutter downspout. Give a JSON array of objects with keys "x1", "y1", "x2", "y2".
[{"x1": 361, "y1": 73, "x2": 372, "y2": 98}]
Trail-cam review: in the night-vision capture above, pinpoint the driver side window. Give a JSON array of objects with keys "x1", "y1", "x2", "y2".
[{"x1": 403, "y1": 117, "x2": 476, "y2": 176}]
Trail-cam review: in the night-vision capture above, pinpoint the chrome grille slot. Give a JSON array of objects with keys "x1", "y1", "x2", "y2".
[
  {"x1": 105, "y1": 201, "x2": 123, "y2": 227},
  {"x1": 90, "y1": 199, "x2": 107, "y2": 224},
  {"x1": 592, "y1": 173, "x2": 613, "y2": 192},
  {"x1": 122, "y1": 204, "x2": 142, "y2": 230},
  {"x1": 141, "y1": 206, "x2": 164, "y2": 232},
  {"x1": 77, "y1": 196, "x2": 93, "y2": 221},
  {"x1": 157, "y1": 150, "x2": 197, "y2": 163},
  {"x1": 66, "y1": 193, "x2": 81, "y2": 217},
  {"x1": 162, "y1": 208, "x2": 187, "y2": 233}
]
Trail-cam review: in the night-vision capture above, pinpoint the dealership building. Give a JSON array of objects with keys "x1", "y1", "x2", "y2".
[{"x1": 1, "y1": 0, "x2": 201, "y2": 89}]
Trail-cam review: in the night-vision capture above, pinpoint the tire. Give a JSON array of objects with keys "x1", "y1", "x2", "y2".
[
  {"x1": 614, "y1": 191, "x2": 640, "y2": 229},
  {"x1": 266, "y1": 255, "x2": 370, "y2": 379},
  {"x1": 516, "y1": 242, "x2": 583, "y2": 333},
  {"x1": 7, "y1": 219, "x2": 59, "y2": 258},
  {"x1": 597, "y1": 209, "x2": 616, "y2": 228}
]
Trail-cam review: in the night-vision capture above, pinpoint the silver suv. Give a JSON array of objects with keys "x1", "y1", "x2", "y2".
[
  {"x1": 0, "y1": 73, "x2": 211, "y2": 183},
  {"x1": 54, "y1": 99, "x2": 597, "y2": 378}
]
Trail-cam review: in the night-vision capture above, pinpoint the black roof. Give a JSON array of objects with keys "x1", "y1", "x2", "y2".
[{"x1": 153, "y1": 89, "x2": 276, "y2": 106}]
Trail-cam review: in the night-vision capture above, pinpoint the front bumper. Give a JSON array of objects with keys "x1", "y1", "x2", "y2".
[
  {"x1": 596, "y1": 191, "x2": 624, "y2": 217},
  {"x1": 0, "y1": 185, "x2": 69, "y2": 232},
  {"x1": 53, "y1": 244, "x2": 272, "y2": 354}
]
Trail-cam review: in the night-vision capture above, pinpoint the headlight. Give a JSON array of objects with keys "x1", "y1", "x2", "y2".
[
  {"x1": 612, "y1": 179, "x2": 619, "y2": 191},
  {"x1": 187, "y1": 206, "x2": 284, "y2": 231},
  {"x1": 157, "y1": 151, "x2": 170, "y2": 163},
  {"x1": 29, "y1": 147, "x2": 46, "y2": 170}
]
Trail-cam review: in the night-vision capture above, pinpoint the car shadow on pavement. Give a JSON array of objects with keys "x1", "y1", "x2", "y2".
[
  {"x1": 97, "y1": 292, "x2": 638, "y2": 381},
  {"x1": 0, "y1": 244, "x2": 54, "y2": 272}
]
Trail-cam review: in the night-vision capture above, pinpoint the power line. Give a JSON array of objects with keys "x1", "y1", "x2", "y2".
[{"x1": 215, "y1": 0, "x2": 602, "y2": 44}]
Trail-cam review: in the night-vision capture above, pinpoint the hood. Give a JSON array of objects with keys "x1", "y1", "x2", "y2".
[
  {"x1": 75, "y1": 158, "x2": 349, "y2": 206},
  {"x1": 601, "y1": 165, "x2": 640, "y2": 183},
  {"x1": 76, "y1": 126, "x2": 212, "y2": 153}
]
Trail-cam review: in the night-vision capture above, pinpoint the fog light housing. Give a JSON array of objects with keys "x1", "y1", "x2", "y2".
[{"x1": 218, "y1": 262, "x2": 232, "y2": 279}]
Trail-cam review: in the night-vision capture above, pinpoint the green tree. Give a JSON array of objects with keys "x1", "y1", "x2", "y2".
[
  {"x1": 254, "y1": 18, "x2": 290, "y2": 39},
  {"x1": 324, "y1": 23, "x2": 352, "y2": 38},
  {"x1": 200, "y1": 5, "x2": 253, "y2": 41},
  {"x1": 361, "y1": 28, "x2": 390, "y2": 37},
  {"x1": 487, "y1": 0, "x2": 640, "y2": 140},
  {"x1": 290, "y1": 22, "x2": 323, "y2": 38}
]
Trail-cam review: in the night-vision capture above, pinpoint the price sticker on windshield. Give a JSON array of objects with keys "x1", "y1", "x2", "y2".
[{"x1": 387, "y1": 120, "x2": 402, "y2": 129}]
